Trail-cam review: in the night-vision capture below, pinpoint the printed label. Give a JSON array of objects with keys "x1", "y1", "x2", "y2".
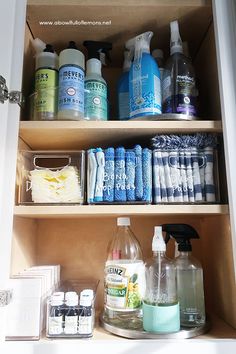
[
  {"x1": 130, "y1": 63, "x2": 162, "y2": 118},
  {"x1": 48, "y1": 315, "x2": 63, "y2": 335},
  {"x1": 64, "y1": 315, "x2": 78, "y2": 334},
  {"x1": 118, "y1": 91, "x2": 129, "y2": 120},
  {"x1": 35, "y1": 68, "x2": 58, "y2": 115},
  {"x1": 78, "y1": 316, "x2": 92, "y2": 334},
  {"x1": 85, "y1": 79, "x2": 107, "y2": 120},
  {"x1": 104, "y1": 261, "x2": 145, "y2": 311},
  {"x1": 58, "y1": 64, "x2": 84, "y2": 113}
]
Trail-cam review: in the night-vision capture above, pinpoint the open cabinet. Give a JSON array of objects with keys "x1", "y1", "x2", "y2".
[{"x1": 1, "y1": 0, "x2": 236, "y2": 353}]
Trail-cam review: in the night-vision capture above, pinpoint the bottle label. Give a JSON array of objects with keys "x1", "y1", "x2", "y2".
[
  {"x1": 104, "y1": 261, "x2": 145, "y2": 311},
  {"x1": 78, "y1": 316, "x2": 93, "y2": 334},
  {"x1": 48, "y1": 315, "x2": 63, "y2": 335},
  {"x1": 130, "y1": 62, "x2": 162, "y2": 118},
  {"x1": 35, "y1": 68, "x2": 58, "y2": 115},
  {"x1": 162, "y1": 74, "x2": 197, "y2": 116},
  {"x1": 85, "y1": 79, "x2": 107, "y2": 120},
  {"x1": 118, "y1": 91, "x2": 129, "y2": 120},
  {"x1": 58, "y1": 64, "x2": 84, "y2": 113},
  {"x1": 64, "y1": 315, "x2": 78, "y2": 334}
]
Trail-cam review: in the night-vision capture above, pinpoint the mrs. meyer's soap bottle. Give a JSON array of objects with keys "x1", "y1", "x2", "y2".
[{"x1": 104, "y1": 217, "x2": 145, "y2": 320}]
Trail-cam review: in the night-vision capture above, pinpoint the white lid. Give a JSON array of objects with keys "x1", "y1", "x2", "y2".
[
  {"x1": 52, "y1": 291, "x2": 64, "y2": 299},
  {"x1": 65, "y1": 292, "x2": 78, "y2": 306},
  {"x1": 36, "y1": 51, "x2": 59, "y2": 70},
  {"x1": 152, "y1": 226, "x2": 166, "y2": 252},
  {"x1": 86, "y1": 58, "x2": 102, "y2": 76},
  {"x1": 51, "y1": 293, "x2": 64, "y2": 306},
  {"x1": 80, "y1": 294, "x2": 92, "y2": 307},
  {"x1": 152, "y1": 49, "x2": 164, "y2": 60},
  {"x1": 170, "y1": 20, "x2": 183, "y2": 55},
  {"x1": 80, "y1": 289, "x2": 94, "y2": 299},
  {"x1": 117, "y1": 217, "x2": 130, "y2": 226},
  {"x1": 59, "y1": 48, "x2": 85, "y2": 70}
]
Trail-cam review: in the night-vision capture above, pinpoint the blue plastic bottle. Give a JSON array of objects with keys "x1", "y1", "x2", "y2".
[
  {"x1": 126, "y1": 31, "x2": 162, "y2": 119},
  {"x1": 118, "y1": 50, "x2": 133, "y2": 120}
]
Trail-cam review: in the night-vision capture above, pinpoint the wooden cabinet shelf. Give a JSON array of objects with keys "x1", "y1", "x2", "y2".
[
  {"x1": 14, "y1": 204, "x2": 229, "y2": 218},
  {"x1": 19, "y1": 120, "x2": 222, "y2": 150}
]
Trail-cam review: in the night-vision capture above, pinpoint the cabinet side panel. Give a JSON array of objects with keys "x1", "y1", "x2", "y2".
[
  {"x1": 11, "y1": 217, "x2": 38, "y2": 275},
  {"x1": 200, "y1": 215, "x2": 236, "y2": 328}
]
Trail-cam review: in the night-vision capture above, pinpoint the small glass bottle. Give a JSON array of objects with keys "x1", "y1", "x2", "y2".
[
  {"x1": 64, "y1": 292, "x2": 79, "y2": 335},
  {"x1": 48, "y1": 292, "x2": 64, "y2": 335},
  {"x1": 78, "y1": 290, "x2": 94, "y2": 335},
  {"x1": 143, "y1": 226, "x2": 180, "y2": 333}
]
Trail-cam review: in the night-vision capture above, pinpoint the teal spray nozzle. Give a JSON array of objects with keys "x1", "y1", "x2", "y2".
[
  {"x1": 83, "y1": 41, "x2": 112, "y2": 63},
  {"x1": 162, "y1": 224, "x2": 199, "y2": 252}
]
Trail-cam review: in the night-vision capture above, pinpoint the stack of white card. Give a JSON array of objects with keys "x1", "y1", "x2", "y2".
[{"x1": 5, "y1": 265, "x2": 60, "y2": 340}]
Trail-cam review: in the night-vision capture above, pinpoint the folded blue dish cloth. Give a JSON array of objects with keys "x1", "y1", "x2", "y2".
[
  {"x1": 134, "y1": 145, "x2": 143, "y2": 200},
  {"x1": 104, "y1": 147, "x2": 115, "y2": 202},
  {"x1": 115, "y1": 147, "x2": 126, "y2": 202},
  {"x1": 142, "y1": 148, "x2": 152, "y2": 202},
  {"x1": 125, "y1": 150, "x2": 136, "y2": 201}
]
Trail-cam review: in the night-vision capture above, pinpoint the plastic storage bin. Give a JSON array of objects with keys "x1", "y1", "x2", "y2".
[
  {"x1": 46, "y1": 280, "x2": 98, "y2": 339},
  {"x1": 153, "y1": 148, "x2": 220, "y2": 204},
  {"x1": 17, "y1": 150, "x2": 85, "y2": 204}
]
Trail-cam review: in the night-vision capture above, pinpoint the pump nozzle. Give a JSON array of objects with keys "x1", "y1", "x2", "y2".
[
  {"x1": 125, "y1": 31, "x2": 153, "y2": 56},
  {"x1": 83, "y1": 41, "x2": 112, "y2": 64},
  {"x1": 163, "y1": 224, "x2": 199, "y2": 252},
  {"x1": 170, "y1": 20, "x2": 183, "y2": 55},
  {"x1": 152, "y1": 226, "x2": 166, "y2": 252}
]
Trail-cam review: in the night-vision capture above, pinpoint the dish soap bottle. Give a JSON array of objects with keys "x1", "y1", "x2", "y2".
[
  {"x1": 126, "y1": 31, "x2": 162, "y2": 119},
  {"x1": 162, "y1": 20, "x2": 198, "y2": 117},
  {"x1": 83, "y1": 41, "x2": 112, "y2": 120},
  {"x1": 104, "y1": 217, "x2": 145, "y2": 320},
  {"x1": 34, "y1": 44, "x2": 58, "y2": 120},
  {"x1": 143, "y1": 226, "x2": 180, "y2": 333},
  {"x1": 163, "y1": 223, "x2": 206, "y2": 327},
  {"x1": 118, "y1": 49, "x2": 133, "y2": 120},
  {"x1": 58, "y1": 41, "x2": 85, "y2": 120}
]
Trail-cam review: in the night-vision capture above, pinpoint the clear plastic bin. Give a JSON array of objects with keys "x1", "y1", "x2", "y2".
[
  {"x1": 46, "y1": 280, "x2": 99, "y2": 339},
  {"x1": 153, "y1": 148, "x2": 220, "y2": 204},
  {"x1": 17, "y1": 150, "x2": 85, "y2": 204}
]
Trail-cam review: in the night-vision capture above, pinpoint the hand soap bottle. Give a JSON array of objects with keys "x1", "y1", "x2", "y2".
[
  {"x1": 163, "y1": 223, "x2": 206, "y2": 327},
  {"x1": 143, "y1": 226, "x2": 180, "y2": 333}
]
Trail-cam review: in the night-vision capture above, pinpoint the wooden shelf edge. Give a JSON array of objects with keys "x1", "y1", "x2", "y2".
[{"x1": 14, "y1": 204, "x2": 229, "y2": 218}]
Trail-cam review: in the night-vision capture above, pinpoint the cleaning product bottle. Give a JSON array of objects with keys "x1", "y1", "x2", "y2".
[
  {"x1": 162, "y1": 20, "x2": 198, "y2": 117},
  {"x1": 118, "y1": 49, "x2": 133, "y2": 120},
  {"x1": 152, "y1": 49, "x2": 164, "y2": 81},
  {"x1": 58, "y1": 41, "x2": 85, "y2": 120},
  {"x1": 83, "y1": 41, "x2": 112, "y2": 120},
  {"x1": 34, "y1": 44, "x2": 58, "y2": 120},
  {"x1": 163, "y1": 223, "x2": 206, "y2": 327},
  {"x1": 143, "y1": 226, "x2": 180, "y2": 333},
  {"x1": 104, "y1": 217, "x2": 145, "y2": 320},
  {"x1": 125, "y1": 31, "x2": 162, "y2": 119}
]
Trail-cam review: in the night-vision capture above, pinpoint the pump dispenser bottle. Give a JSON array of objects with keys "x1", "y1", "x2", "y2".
[
  {"x1": 83, "y1": 41, "x2": 112, "y2": 120},
  {"x1": 162, "y1": 20, "x2": 198, "y2": 117},
  {"x1": 104, "y1": 217, "x2": 145, "y2": 320},
  {"x1": 143, "y1": 226, "x2": 180, "y2": 333},
  {"x1": 126, "y1": 31, "x2": 162, "y2": 119},
  {"x1": 34, "y1": 44, "x2": 58, "y2": 120},
  {"x1": 163, "y1": 224, "x2": 206, "y2": 327},
  {"x1": 58, "y1": 41, "x2": 85, "y2": 120},
  {"x1": 118, "y1": 50, "x2": 133, "y2": 120}
]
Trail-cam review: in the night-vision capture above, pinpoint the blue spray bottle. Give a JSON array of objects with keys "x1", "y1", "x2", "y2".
[
  {"x1": 117, "y1": 50, "x2": 133, "y2": 120},
  {"x1": 126, "y1": 32, "x2": 162, "y2": 119}
]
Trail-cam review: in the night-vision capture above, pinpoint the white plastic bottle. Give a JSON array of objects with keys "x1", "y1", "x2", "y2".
[
  {"x1": 58, "y1": 41, "x2": 85, "y2": 120},
  {"x1": 104, "y1": 217, "x2": 145, "y2": 320}
]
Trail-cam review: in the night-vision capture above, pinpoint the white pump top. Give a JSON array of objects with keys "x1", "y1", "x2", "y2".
[
  {"x1": 117, "y1": 217, "x2": 130, "y2": 226},
  {"x1": 152, "y1": 226, "x2": 166, "y2": 252},
  {"x1": 31, "y1": 38, "x2": 47, "y2": 54},
  {"x1": 125, "y1": 31, "x2": 153, "y2": 57},
  {"x1": 170, "y1": 20, "x2": 183, "y2": 55},
  {"x1": 86, "y1": 58, "x2": 102, "y2": 76}
]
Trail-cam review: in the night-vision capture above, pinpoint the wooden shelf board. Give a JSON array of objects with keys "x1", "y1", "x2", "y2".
[
  {"x1": 14, "y1": 204, "x2": 229, "y2": 218},
  {"x1": 19, "y1": 120, "x2": 222, "y2": 150}
]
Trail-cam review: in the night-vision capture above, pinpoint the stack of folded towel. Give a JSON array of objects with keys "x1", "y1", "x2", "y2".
[
  {"x1": 151, "y1": 133, "x2": 218, "y2": 203},
  {"x1": 87, "y1": 145, "x2": 152, "y2": 204}
]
